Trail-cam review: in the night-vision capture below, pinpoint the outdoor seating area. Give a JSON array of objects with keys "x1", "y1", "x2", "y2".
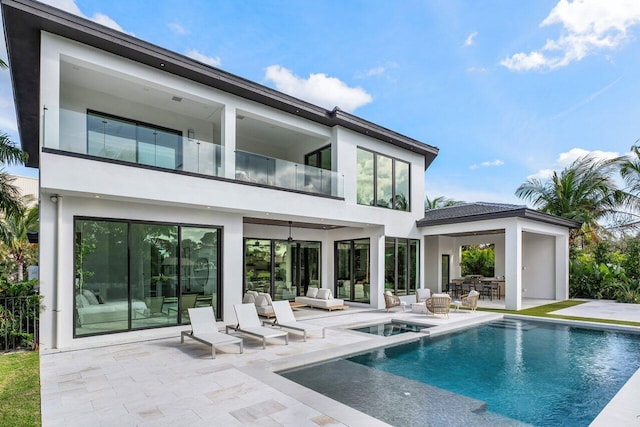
[{"x1": 445, "y1": 276, "x2": 504, "y2": 301}]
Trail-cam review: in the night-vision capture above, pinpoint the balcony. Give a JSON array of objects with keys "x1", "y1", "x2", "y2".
[{"x1": 43, "y1": 107, "x2": 343, "y2": 198}]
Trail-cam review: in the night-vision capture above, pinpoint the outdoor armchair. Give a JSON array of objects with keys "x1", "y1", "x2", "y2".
[
  {"x1": 384, "y1": 291, "x2": 407, "y2": 312},
  {"x1": 453, "y1": 289, "x2": 479, "y2": 312},
  {"x1": 425, "y1": 293, "x2": 451, "y2": 317}
]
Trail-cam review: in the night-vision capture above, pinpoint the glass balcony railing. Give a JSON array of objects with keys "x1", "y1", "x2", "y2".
[
  {"x1": 44, "y1": 107, "x2": 224, "y2": 177},
  {"x1": 235, "y1": 149, "x2": 343, "y2": 197},
  {"x1": 43, "y1": 107, "x2": 344, "y2": 198}
]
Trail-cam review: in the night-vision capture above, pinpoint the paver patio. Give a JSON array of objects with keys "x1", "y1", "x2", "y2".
[{"x1": 39, "y1": 301, "x2": 640, "y2": 426}]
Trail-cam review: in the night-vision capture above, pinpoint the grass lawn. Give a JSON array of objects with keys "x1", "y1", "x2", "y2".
[
  {"x1": 0, "y1": 351, "x2": 41, "y2": 427},
  {"x1": 479, "y1": 300, "x2": 640, "y2": 327}
]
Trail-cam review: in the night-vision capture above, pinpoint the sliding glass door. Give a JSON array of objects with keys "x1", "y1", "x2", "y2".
[
  {"x1": 244, "y1": 239, "x2": 320, "y2": 300},
  {"x1": 335, "y1": 239, "x2": 370, "y2": 303},
  {"x1": 74, "y1": 218, "x2": 222, "y2": 337}
]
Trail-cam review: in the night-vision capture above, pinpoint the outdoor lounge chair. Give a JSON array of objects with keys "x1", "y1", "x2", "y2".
[
  {"x1": 180, "y1": 307, "x2": 243, "y2": 359},
  {"x1": 383, "y1": 291, "x2": 407, "y2": 312},
  {"x1": 425, "y1": 293, "x2": 451, "y2": 318},
  {"x1": 453, "y1": 289, "x2": 479, "y2": 312},
  {"x1": 266, "y1": 300, "x2": 325, "y2": 341},
  {"x1": 226, "y1": 303, "x2": 289, "y2": 349}
]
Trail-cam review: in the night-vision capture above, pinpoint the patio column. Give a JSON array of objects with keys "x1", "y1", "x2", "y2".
[
  {"x1": 221, "y1": 104, "x2": 237, "y2": 180},
  {"x1": 555, "y1": 234, "x2": 569, "y2": 300},
  {"x1": 504, "y1": 220, "x2": 522, "y2": 310}
]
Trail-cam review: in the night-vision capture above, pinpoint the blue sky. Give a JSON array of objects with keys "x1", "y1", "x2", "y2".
[{"x1": 2, "y1": 0, "x2": 640, "y2": 205}]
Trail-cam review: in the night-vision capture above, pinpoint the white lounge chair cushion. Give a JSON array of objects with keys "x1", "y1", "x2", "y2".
[
  {"x1": 255, "y1": 295, "x2": 269, "y2": 307},
  {"x1": 316, "y1": 289, "x2": 332, "y2": 300},
  {"x1": 306, "y1": 287, "x2": 318, "y2": 298},
  {"x1": 468, "y1": 290, "x2": 479, "y2": 298},
  {"x1": 416, "y1": 288, "x2": 431, "y2": 302}
]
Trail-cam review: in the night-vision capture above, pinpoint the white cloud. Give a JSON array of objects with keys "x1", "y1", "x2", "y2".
[
  {"x1": 469, "y1": 159, "x2": 504, "y2": 169},
  {"x1": 168, "y1": 22, "x2": 187, "y2": 35},
  {"x1": 264, "y1": 65, "x2": 373, "y2": 113},
  {"x1": 39, "y1": 0, "x2": 129, "y2": 34},
  {"x1": 527, "y1": 147, "x2": 621, "y2": 179},
  {"x1": 466, "y1": 66, "x2": 489, "y2": 73},
  {"x1": 501, "y1": 0, "x2": 640, "y2": 71},
  {"x1": 185, "y1": 49, "x2": 221, "y2": 67},
  {"x1": 359, "y1": 66, "x2": 386, "y2": 78},
  {"x1": 464, "y1": 31, "x2": 478, "y2": 47}
]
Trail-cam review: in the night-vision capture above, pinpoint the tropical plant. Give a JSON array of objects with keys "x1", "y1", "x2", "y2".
[
  {"x1": 460, "y1": 244, "x2": 494, "y2": 277},
  {"x1": 425, "y1": 195, "x2": 464, "y2": 210},
  {"x1": 622, "y1": 239, "x2": 640, "y2": 280},
  {"x1": 0, "y1": 58, "x2": 29, "y2": 219},
  {"x1": 0, "y1": 206, "x2": 39, "y2": 282},
  {"x1": 515, "y1": 154, "x2": 625, "y2": 244}
]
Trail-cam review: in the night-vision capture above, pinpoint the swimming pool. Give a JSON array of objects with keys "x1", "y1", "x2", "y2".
[{"x1": 282, "y1": 318, "x2": 640, "y2": 426}]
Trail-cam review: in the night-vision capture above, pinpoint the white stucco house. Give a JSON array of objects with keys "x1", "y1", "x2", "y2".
[{"x1": 3, "y1": 0, "x2": 579, "y2": 350}]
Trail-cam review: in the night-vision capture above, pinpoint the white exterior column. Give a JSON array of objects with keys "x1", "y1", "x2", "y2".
[
  {"x1": 221, "y1": 104, "x2": 237, "y2": 179},
  {"x1": 505, "y1": 220, "x2": 522, "y2": 310},
  {"x1": 555, "y1": 234, "x2": 569, "y2": 300},
  {"x1": 41, "y1": 34, "x2": 61, "y2": 149}
]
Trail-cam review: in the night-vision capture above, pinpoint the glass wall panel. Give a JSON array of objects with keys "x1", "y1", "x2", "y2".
[
  {"x1": 376, "y1": 154, "x2": 393, "y2": 208},
  {"x1": 409, "y1": 240, "x2": 419, "y2": 295},
  {"x1": 137, "y1": 125, "x2": 182, "y2": 170},
  {"x1": 335, "y1": 241, "x2": 351, "y2": 300},
  {"x1": 353, "y1": 239, "x2": 371, "y2": 302},
  {"x1": 244, "y1": 239, "x2": 272, "y2": 294},
  {"x1": 385, "y1": 237, "x2": 419, "y2": 296},
  {"x1": 394, "y1": 160, "x2": 410, "y2": 211},
  {"x1": 87, "y1": 113, "x2": 136, "y2": 162},
  {"x1": 384, "y1": 238, "x2": 395, "y2": 292},
  {"x1": 180, "y1": 228, "x2": 219, "y2": 321},
  {"x1": 74, "y1": 220, "x2": 128, "y2": 336},
  {"x1": 274, "y1": 241, "x2": 295, "y2": 300},
  {"x1": 397, "y1": 239, "x2": 408, "y2": 295},
  {"x1": 299, "y1": 241, "x2": 321, "y2": 296},
  {"x1": 357, "y1": 149, "x2": 375, "y2": 206},
  {"x1": 130, "y1": 224, "x2": 179, "y2": 328},
  {"x1": 335, "y1": 239, "x2": 370, "y2": 303}
]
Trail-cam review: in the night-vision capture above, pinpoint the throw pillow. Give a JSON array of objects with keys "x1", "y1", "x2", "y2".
[
  {"x1": 254, "y1": 295, "x2": 268, "y2": 307},
  {"x1": 242, "y1": 293, "x2": 256, "y2": 304},
  {"x1": 306, "y1": 287, "x2": 319, "y2": 298},
  {"x1": 316, "y1": 289, "x2": 331, "y2": 300}
]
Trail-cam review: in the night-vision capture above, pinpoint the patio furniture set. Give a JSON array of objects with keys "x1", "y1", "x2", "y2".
[
  {"x1": 445, "y1": 275, "x2": 504, "y2": 300},
  {"x1": 384, "y1": 287, "x2": 480, "y2": 318}
]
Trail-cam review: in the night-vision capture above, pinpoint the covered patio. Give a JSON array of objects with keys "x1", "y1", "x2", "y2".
[{"x1": 418, "y1": 203, "x2": 581, "y2": 310}]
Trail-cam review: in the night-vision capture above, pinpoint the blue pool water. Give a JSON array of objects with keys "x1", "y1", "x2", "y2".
[{"x1": 283, "y1": 319, "x2": 640, "y2": 426}]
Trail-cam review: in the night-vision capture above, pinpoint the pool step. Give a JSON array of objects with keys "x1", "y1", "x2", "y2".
[{"x1": 489, "y1": 319, "x2": 537, "y2": 331}]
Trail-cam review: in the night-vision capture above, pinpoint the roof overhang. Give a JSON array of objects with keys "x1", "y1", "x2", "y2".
[
  {"x1": 417, "y1": 208, "x2": 582, "y2": 229},
  {"x1": 2, "y1": 0, "x2": 439, "y2": 169}
]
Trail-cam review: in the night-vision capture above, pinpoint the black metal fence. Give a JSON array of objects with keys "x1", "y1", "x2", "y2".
[{"x1": 1, "y1": 295, "x2": 40, "y2": 352}]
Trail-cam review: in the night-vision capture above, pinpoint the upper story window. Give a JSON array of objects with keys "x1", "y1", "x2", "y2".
[
  {"x1": 87, "y1": 110, "x2": 183, "y2": 170},
  {"x1": 356, "y1": 147, "x2": 410, "y2": 211},
  {"x1": 305, "y1": 145, "x2": 331, "y2": 171}
]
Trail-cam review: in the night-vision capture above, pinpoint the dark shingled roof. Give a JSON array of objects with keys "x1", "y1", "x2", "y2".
[{"x1": 417, "y1": 202, "x2": 581, "y2": 229}]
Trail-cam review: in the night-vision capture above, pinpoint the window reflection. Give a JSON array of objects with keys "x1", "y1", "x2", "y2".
[
  {"x1": 356, "y1": 148, "x2": 410, "y2": 211},
  {"x1": 385, "y1": 237, "x2": 419, "y2": 295}
]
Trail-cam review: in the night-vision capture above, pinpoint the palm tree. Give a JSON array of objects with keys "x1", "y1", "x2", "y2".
[
  {"x1": 0, "y1": 206, "x2": 39, "y2": 282},
  {"x1": 515, "y1": 154, "x2": 625, "y2": 243},
  {"x1": 0, "y1": 58, "x2": 29, "y2": 219},
  {"x1": 425, "y1": 195, "x2": 463, "y2": 210}
]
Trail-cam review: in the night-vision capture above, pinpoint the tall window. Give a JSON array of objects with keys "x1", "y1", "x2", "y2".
[
  {"x1": 87, "y1": 110, "x2": 182, "y2": 170},
  {"x1": 335, "y1": 238, "x2": 370, "y2": 303},
  {"x1": 74, "y1": 218, "x2": 222, "y2": 337},
  {"x1": 385, "y1": 237, "x2": 419, "y2": 295},
  {"x1": 356, "y1": 147, "x2": 410, "y2": 211}
]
